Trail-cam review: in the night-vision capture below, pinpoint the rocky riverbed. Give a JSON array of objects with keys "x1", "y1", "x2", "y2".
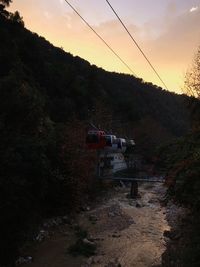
[{"x1": 18, "y1": 182, "x2": 175, "y2": 267}]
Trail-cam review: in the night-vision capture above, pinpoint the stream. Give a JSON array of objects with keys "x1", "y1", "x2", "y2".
[{"x1": 25, "y1": 182, "x2": 171, "y2": 267}]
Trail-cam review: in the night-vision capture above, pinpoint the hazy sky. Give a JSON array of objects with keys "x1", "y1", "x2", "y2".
[{"x1": 9, "y1": 0, "x2": 200, "y2": 93}]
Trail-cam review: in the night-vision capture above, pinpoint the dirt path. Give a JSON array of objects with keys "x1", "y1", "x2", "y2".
[{"x1": 26, "y1": 183, "x2": 169, "y2": 267}]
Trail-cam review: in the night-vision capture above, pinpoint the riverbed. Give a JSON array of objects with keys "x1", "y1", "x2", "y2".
[{"x1": 26, "y1": 182, "x2": 170, "y2": 267}]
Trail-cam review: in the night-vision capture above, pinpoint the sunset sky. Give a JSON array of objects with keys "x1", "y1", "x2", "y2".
[{"x1": 9, "y1": 0, "x2": 200, "y2": 93}]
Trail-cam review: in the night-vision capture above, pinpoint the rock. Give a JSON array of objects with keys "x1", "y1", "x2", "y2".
[
  {"x1": 81, "y1": 206, "x2": 91, "y2": 211},
  {"x1": 114, "y1": 210, "x2": 121, "y2": 216},
  {"x1": 148, "y1": 198, "x2": 158, "y2": 204},
  {"x1": 26, "y1": 256, "x2": 33, "y2": 263},
  {"x1": 173, "y1": 232, "x2": 181, "y2": 240},
  {"x1": 88, "y1": 214, "x2": 98, "y2": 222},
  {"x1": 16, "y1": 257, "x2": 26, "y2": 265},
  {"x1": 128, "y1": 201, "x2": 135, "y2": 206},
  {"x1": 16, "y1": 256, "x2": 32, "y2": 265},
  {"x1": 89, "y1": 236, "x2": 104, "y2": 241},
  {"x1": 92, "y1": 256, "x2": 102, "y2": 264},
  {"x1": 119, "y1": 181, "x2": 126, "y2": 188},
  {"x1": 55, "y1": 217, "x2": 63, "y2": 225},
  {"x1": 136, "y1": 201, "x2": 143, "y2": 208},
  {"x1": 108, "y1": 210, "x2": 121, "y2": 217},
  {"x1": 86, "y1": 257, "x2": 94, "y2": 265},
  {"x1": 147, "y1": 203, "x2": 156, "y2": 208},
  {"x1": 164, "y1": 230, "x2": 181, "y2": 240},
  {"x1": 35, "y1": 230, "x2": 49, "y2": 242},
  {"x1": 128, "y1": 218, "x2": 136, "y2": 224},
  {"x1": 163, "y1": 230, "x2": 172, "y2": 238},
  {"x1": 85, "y1": 256, "x2": 102, "y2": 265},
  {"x1": 83, "y1": 238, "x2": 96, "y2": 246},
  {"x1": 164, "y1": 236, "x2": 170, "y2": 244},
  {"x1": 62, "y1": 215, "x2": 70, "y2": 224},
  {"x1": 43, "y1": 216, "x2": 65, "y2": 228},
  {"x1": 112, "y1": 234, "x2": 121, "y2": 238},
  {"x1": 108, "y1": 212, "x2": 115, "y2": 217},
  {"x1": 104, "y1": 260, "x2": 122, "y2": 267}
]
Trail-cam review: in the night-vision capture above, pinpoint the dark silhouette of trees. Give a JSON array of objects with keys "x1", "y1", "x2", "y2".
[
  {"x1": 0, "y1": 0, "x2": 12, "y2": 15},
  {"x1": 0, "y1": 0, "x2": 24, "y2": 27},
  {"x1": 0, "y1": 0, "x2": 12, "y2": 6},
  {"x1": 9, "y1": 10, "x2": 24, "y2": 26}
]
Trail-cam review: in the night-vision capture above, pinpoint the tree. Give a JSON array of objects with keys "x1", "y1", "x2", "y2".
[
  {"x1": 10, "y1": 10, "x2": 24, "y2": 26},
  {"x1": 0, "y1": 0, "x2": 12, "y2": 17},
  {"x1": 184, "y1": 46, "x2": 200, "y2": 129},
  {"x1": 0, "y1": 0, "x2": 12, "y2": 6},
  {"x1": 184, "y1": 46, "x2": 200, "y2": 98}
]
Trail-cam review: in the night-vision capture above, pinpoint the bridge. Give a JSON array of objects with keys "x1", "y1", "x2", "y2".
[{"x1": 98, "y1": 174, "x2": 165, "y2": 198}]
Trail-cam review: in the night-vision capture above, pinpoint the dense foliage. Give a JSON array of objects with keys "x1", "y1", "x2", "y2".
[
  {"x1": 0, "y1": 9, "x2": 190, "y2": 266},
  {"x1": 158, "y1": 46, "x2": 200, "y2": 265},
  {"x1": 157, "y1": 128, "x2": 200, "y2": 267},
  {"x1": 158, "y1": 130, "x2": 200, "y2": 207}
]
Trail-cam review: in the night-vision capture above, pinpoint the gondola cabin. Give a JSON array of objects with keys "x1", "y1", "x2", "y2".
[
  {"x1": 126, "y1": 139, "x2": 135, "y2": 152},
  {"x1": 117, "y1": 138, "x2": 127, "y2": 153},
  {"x1": 86, "y1": 130, "x2": 106, "y2": 150},
  {"x1": 104, "y1": 135, "x2": 118, "y2": 151}
]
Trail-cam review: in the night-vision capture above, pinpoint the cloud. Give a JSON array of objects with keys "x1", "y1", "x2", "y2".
[
  {"x1": 59, "y1": 0, "x2": 64, "y2": 5},
  {"x1": 94, "y1": 19, "x2": 143, "y2": 47},
  {"x1": 64, "y1": 14, "x2": 72, "y2": 29},
  {"x1": 38, "y1": 2, "x2": 200, "y2": 92},
  {"x1": 92, "y1": 6, "x2": 200, "y2": 91},
  {"x1": 190, "y1": 6, "x2": 198, "y2": 12},
  {"x1": 44, "y1": 11, "x2": 52, "y2": 19},
  {"x1": 167, "y1": 2, "x2": 177, "y2": 14},
  {"x1": 151, "y1": 7, "x2": 200, "y2": 61}
]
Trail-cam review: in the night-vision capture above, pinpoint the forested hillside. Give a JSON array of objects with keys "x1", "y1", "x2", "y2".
[
  {"x1": 157, "y1": 49, "x2": 200, "y2": 266},
  {"x1": 0, "y1": 5, "x2": 190, "y2": 266}
]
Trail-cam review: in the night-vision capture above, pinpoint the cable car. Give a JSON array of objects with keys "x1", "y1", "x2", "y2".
[
  {"x1": 117, "y1": 138, "x2": 127, "y2": 153},
  {"x1": 104, "y1": 135, "x2": 118, "y2": 151},
  {"x1": 126, "y1": 139, "x2": 135, "y2": 153},
  {"x1": 126, "y1": 139, "x2": 135, "y2": 147},
  {"x1": 86, "y1": 130, "x2": 106, "y2": 150}
]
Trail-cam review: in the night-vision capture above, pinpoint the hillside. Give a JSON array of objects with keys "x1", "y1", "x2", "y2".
[
  {"x1": 0, "y1": 9, "x2": 189, "y2": 138},
  {"x1": 0, "y1": 9, "x2": 190, "y2": 266}
]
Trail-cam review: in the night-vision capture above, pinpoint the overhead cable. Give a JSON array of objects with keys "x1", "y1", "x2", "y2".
[
  {"x1": 64, "y1": 0, "x2": 137, "y2": 77},
  {"x1": 105, "y1": 0, "x2": 168, "y2": 90}
]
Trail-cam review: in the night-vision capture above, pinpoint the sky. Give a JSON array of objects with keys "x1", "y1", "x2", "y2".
[{"x1": 9, "y1": 0, "x2": 200, "y2": 94}]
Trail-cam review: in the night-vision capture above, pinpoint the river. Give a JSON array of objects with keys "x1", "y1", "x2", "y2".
[{"x1": 26, "y1": 182, "x2": 170, "y2": 267}]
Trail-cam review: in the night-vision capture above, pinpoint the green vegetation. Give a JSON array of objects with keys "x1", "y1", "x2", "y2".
[{"x1": 0, "y1": 6, "x2": 190, "y2": 266}]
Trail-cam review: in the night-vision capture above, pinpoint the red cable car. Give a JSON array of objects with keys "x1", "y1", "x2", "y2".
[{"x1": 86, "y1": 130, "x2": 106, "y2": 150}]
